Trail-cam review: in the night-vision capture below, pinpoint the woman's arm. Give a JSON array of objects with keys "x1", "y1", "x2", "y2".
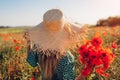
[
  {"x1": 23, "y1": 31, "x2": 38, "y2": 67},
  {"x1": 23, "y1": 31, "x2": 31, "y2": 55}
]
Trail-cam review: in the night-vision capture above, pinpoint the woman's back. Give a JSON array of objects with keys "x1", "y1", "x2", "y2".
[{"x1": 26, "y1": 46, "x2": 75, "y2": 80}]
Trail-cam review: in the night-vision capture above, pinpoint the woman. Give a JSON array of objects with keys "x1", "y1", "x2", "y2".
[{"x1": 24, "y1": 9, "x2": 84, "y2": 80}]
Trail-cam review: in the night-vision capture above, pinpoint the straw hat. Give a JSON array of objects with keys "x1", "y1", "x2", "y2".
[{"x1": 24, "y1": 9, "x2": 83, "y2": 55}]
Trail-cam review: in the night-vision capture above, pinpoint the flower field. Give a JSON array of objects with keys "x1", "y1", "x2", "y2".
[
  {"x1": 75, "y1": 26, "x2": 120, "y2": 80},
  {"x1": 0, "y1": 26, "x2": 120, "y2": 80}
]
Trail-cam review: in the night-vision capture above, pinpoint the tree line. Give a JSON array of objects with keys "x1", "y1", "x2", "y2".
[{"x1": 96, "y1": 16, "x2": 120, "y2": 26}]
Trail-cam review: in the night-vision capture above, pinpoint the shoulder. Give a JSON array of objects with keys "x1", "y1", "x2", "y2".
[
  {"x1": 58, "y1": 51, "x2": 74, "y2": 66},
  {"x1": 26, "y1": 50, "x2": 38, "y2": 67},
  {"x1": 62, "y1": 51, "x2": 74, "y2": 61},
  {"x1": 56, "y1": 51, "x2": 75, "y2": 79}
]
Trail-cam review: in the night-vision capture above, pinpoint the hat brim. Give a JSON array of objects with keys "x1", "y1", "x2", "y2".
[{"x1": 24, "y1": 21, "x2": 83, "y2": 52}]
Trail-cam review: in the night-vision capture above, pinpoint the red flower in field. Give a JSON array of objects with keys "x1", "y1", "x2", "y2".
[
  {"x1": 111, "y1": 42, "x2": 117, "y2": 49},
  {"x1": 30, "y1": 77, "x2": 35, "y2": 80},
  {"x1": 13, "y1": 39, "x2": 17, "y2": 43},
  {"x1": 21, "y1": 45, "x2": 24, "y2": 48},
  {"x1": 13, "y1": 39, "x2": 22, "y2": 44},
  {"x1": 81, "y1": 66, "x2": 93, "y2": 77},
  {"x1": 90, "y1": 55, "x2": 100, "y2": 66},
  {"x1": 105, "y1": 55, "x2": 114, "y2": 69},
  {"x1": 99, "y1": 51, "x2": 110, "y2": 69},
  {"x1": 15, "y1": 46, "x2": 19, "y2": 51},
  {"x1": 78, "y1": 45, "x2": 86, "y2": 53},
  {"x1": 78, "y1": 50, "x2": 90, "y2": 64},
  {"x1": 78, "y1": 37, "x2": 114, "y2": 77},
  {"x1": 78, "y1": 56, "x2": 85, "y2": 64},
  {"x1": 91, "y1": 37, "x2": 102, "y2": 47},
  {"x1": 96, "y1": 68, "x2": 109, "y2": 77},
  {"x1": 102, "y1": 57, "x2": 110, "y2": 69}
]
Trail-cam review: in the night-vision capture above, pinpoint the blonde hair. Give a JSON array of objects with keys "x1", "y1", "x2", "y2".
[{"x1": 39, "y1": 50, "x2": 60, "y2": 80}]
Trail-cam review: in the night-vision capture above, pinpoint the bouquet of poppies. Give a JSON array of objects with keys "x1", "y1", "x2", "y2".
[{"x1": 78, "y1": 37, "x2": 114, "y2": 77}]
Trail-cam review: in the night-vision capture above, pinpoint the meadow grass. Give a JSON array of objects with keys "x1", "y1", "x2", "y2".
[{"x1": 0, "y1": 27, "x2": 29, "y2": 34}]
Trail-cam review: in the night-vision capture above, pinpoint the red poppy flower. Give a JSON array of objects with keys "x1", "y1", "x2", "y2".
[
  {"x1": 89, "y1": 50, "x2": 98, "y2": 65},
  {"x1": 15, "y1": 46, "x2": 19, "y2": 51},
  {"x1": 96, "y1": 68, "x2": 109, "y2": 77},
  {"x1": 112, "y1": 42, "x2": 117, "y2": 49},
  {"x1": 13, "y1": 39, "x2": 17, "y2": 43},
  {"x1": 91, "y1": 37, "x2": 103, "y2": 47},
  {"x1": 79, "y1": 51, "x2": 90, "y2": 64},
  {"x1": 100, "y1": 50, "x2": 114, "y2": 69},
  {"x1": 78, "y1": 37, "x2": 114, "y2": 77},
  {"x1": 30, "y1": 77, "x2": 35, "y2": 80},
  {"x1": 81, "y1": 66, "x2": 93, "y2": 77},
  {"x1": 78, "y1": 45, "x2": 87, "y2": 53},
  {"x1": 21, "y1": 45, "x2": 24, "y2": 48},
  {"x1": 79, "y1": 56, "x2": 85, "y2": 64}
]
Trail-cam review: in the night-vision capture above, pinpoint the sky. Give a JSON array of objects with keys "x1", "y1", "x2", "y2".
[{"x1": 0, "y1": 0, "x2": 120, "y2": 26}]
